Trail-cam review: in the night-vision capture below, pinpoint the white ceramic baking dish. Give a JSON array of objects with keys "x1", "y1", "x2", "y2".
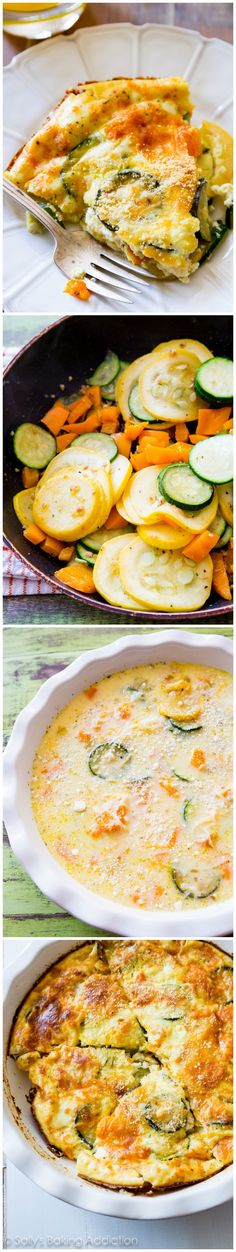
[
  {"x1": 4, "y1": 938, "x2": 233, "y2": 1218},
  {"x1": 3, "y1": 630, "x2": 233, "y2": 938}
]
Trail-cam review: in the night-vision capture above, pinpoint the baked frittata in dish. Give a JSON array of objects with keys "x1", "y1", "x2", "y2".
[
  {"x1": 6, "y1": 77, "x2": 233, "y2": 283},
  {"x1": 9, "y1": 941, "x2": 233, "y2": 1191}
]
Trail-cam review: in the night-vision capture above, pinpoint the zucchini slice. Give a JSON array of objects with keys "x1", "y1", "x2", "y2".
[
  {"x1": 76, "y1": 541, "x2": 95, "y2": 566},
  {"x1": 13, "y1": 486, "x2": 36, "y2": 528},
  {"x1": 183, "y1": 798, "x2": 193, "y2": 821},
  {"x1": 189, "y1": 434, "x2": 233, "y2": 485},
  {"x1": 159, "y1": 463, "x2": 213, "y2": 510},
  {"x1": 13, "y1": 423, "x2": 56, "y2": 469},
  {"x1": 172, "y1": 858, "x2": 221, "y2": 899},
  {"x1": 211, "y1": 511, "x2": 227, "y2": 542},
  {"x1": 144, "y1": 1096, "x2": 187, "y2": 1134},
  {"x1": 72, "y1": 432, "x2": 118, "y2": 462},
  {"x1": 115, "y1": 350, "x2": 168, "y2": 426},
  {"x1": 169, "y1": 720, "x2": 202, "y2": 733},
  {"x1": 74, "y1": 1104, "x2": 97, "y2": 1148},
  {"x1": 199, "y1": 221, "x2": 228, "y2": 266},
  {"x1": 90, "y1": 350, "x2": 120, "y2": 386},
  {"x1": 172, "y1": 771, "x2": 194, "y2": 783},
  {"x1": 82, "y1": 525, "x2": 132, "y2": 553},
  {"x1": 195, "y1": 357, "x2": 233, "y2": 405},
  {"x1": 129, "y1": 383, "x2": 157, "y2": 423},
  {"x1": 216, "y1": 523, "x2": 232, "y2": 549},
  {"x1": 191, "y1": 178, "x2": 212, "y2": 242},
  {"x1": 101, "y1": 360, "x2": 129, "y2": 400},
  {"x1": 119, "y1": 537, "x2": 213, "y2": 613},
  {"x1": 88, "y1": 741, "x2": 131, "y2": 779}
]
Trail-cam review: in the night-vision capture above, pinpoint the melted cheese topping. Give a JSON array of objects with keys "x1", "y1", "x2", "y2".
[
  {"x1": 9, "y1": 941, "x2": 233, "y2": 1191},
  {"x1": 31, "y1": 661, "x2": 233, "y2": 912},
  {"x1": 5, "y1": 76, "x2": 205, "y2": 282}
]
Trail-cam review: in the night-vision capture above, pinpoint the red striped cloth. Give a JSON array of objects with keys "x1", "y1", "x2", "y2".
[{"x1": 3, "y1": 542, "x2": 59, "y2": 595}]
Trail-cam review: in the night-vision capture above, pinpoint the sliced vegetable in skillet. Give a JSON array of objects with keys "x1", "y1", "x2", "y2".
[
  {"x1": 140, "y1": 348, "x2": 200, "y2": 423},
  {"x1": 82, "y1": 525, "x2": 132, "y2": 553},
  {"x1": 13, "y1": 486, "x2": 36, "y2": 527},
  {"x1": 189, "y1": 434, "x2": 233, "y2": 485},
  {"x1": 72, "y1": 432, "x2": 118, "y2": 461},
  {"x1": 195, "y1": 357, "x2": 233, "y2": 406},
  {"x1": 151, "y1": 492, "x2": 218, "y2": 534},
  {"x1": 102, "y1": 360, "x2": 129, "y2": 400},
  {"x1": 216, "y1": 523, "x2": 232, "y2": 549},
  {"x1": 90, "y1": 350, "x2": 120, "y2": 386},
  {"x1": 217, "y1": 483, "x2": 233, "y2": 526},
  {"x1": 211, "y1": 511, "x2": 227, "y2": 541},
  {"x1": 13, "y1": 423, "x2": 56, "y2": 469},
  {"x1": 158, "y1": 463, "x2": 213, "y2": 510},
  {"x1": 76, "y1": 541, "x2": 95, "y2": 566},
  {"x1": 118, "y1": 537, "x2": 213, "y2": 613},
  {"x1": 129, "y1": 383, "x2": 158, "y2": 423}
]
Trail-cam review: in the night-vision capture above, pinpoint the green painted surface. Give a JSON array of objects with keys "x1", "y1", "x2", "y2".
[{"x1": 4, "y1": 624, "x2": 232, "y2": 937}]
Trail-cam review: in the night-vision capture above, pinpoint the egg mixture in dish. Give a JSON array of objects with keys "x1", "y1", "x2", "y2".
[
  {"x1": 31, "y1": 661, "x2": 233, "y2": 911},
  {"x1": 9, "y1": 940, "x2": 233, "y2": 1191},
  {"x1": 6, "y1": 77, "x2": 233, "y2": 283}
]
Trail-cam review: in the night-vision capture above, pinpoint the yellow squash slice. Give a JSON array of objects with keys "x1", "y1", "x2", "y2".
[
  {"x1": 92, "y1": 466, "x2": 113, "y2": 528},
  {"x1": 115, "y1": 351, "x2": 169, "y2": 427},
  {"x1": 110, "y1": 454, "x2": 132, "y2": 502},
  {"x1": 151, "y1": 338, "x2": 212, "y2": 365},
  {"x1": 93, "y1": 534, "x2": 146, "y2": 611},
  {"x1": 33, "y1": 466, "x2": 102, "y2": 541},
  {"x1": 119, "y1": 537, "x2": 213, "y2": 612},
  {"x1": 41, "y1": 445, "x2": 111, "y2": 481},
  {"x1": 200, "y1": 122, "x2": 233, "y2": 195},
  {"x1": 138, "y1": 521, "x2": 190, "y2": 550},
  {"x1": 159, "y1": 693, "x2": 202, "y2": 722},
  {"x1": 117, "y1": 466, "x2": 163, "y2": 527},
  {"x1": 217, "y1": 483, "x2": 233, "y2": 526},
  {"x1": 140, "y1": 348, "x2": 201, "y2": 423},
  {"x1": 153, "y1": 490, "x2": 218, "y2": 534},
  {"x1": 13, "y1": 487, "x2": 36, "y2": 527}
]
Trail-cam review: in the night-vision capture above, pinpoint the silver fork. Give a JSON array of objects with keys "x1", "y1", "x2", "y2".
[{"x1": 3, "y1": 176, "x2": 156, "y2": 307}]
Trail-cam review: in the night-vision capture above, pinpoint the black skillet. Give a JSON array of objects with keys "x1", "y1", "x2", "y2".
[{"x1": 3, "y1": 313, "x2": 233, "y2": 621}]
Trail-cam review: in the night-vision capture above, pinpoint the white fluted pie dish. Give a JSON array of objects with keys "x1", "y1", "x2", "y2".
[{"x1": 3, "y1": 630, "x2": 233, "y2": 938}]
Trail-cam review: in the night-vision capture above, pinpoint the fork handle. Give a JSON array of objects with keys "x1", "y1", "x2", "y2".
[{"x1": 3, "y1": 175, "x2": 65, "y2": 239}]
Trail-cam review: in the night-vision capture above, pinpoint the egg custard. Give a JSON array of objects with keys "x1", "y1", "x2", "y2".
[
  {"x1": 31, "y1": 661, "x2": 233, "y2": 912},
  {"x1": 9, "y1": 940, "x2": 233, "y2": 1191},
  {"x1": 6, "y1": 77, "x2": 233, "y2": 283}
]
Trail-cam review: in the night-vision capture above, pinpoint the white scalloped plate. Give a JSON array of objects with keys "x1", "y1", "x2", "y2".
[{"x1": 3, "y1": 22, "x2": 233, "y2": 314}]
